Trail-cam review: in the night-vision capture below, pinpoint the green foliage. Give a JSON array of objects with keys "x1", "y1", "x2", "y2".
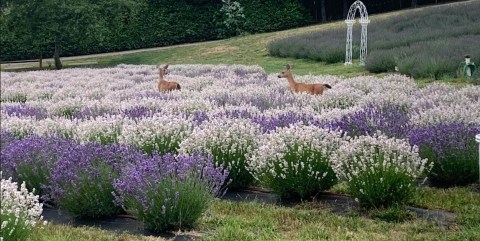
[
  {"x1": 0, "y1": 213, "x2": 31, "y2": 241},
  {"x1": 347, "y1": 167, "x2": 415, "y2": 209},
  {"x1": 262, "y1": 146, "x2": 337, "y2": 200},
  {"x1": 16, "y1": 164, "x2": 50, "y2": 197},
  {"x1": 57, "y1": 163, "x2": 122, "y2": 218},
  {"x1": 0, "y1": 93, "x2": 27, "y2": 103},
  {"x1": 370, "y1": 206, "x2": 416, "y2": 223},
  {"x1": 1, "y1": 0, "x2": 312, "y2": 61},
  {"x1": 239, "y1": 0, "x2": 312, "y2": 34},
  {"x1": 124, "y1": 176, "x2": 213, "y2": 232}
]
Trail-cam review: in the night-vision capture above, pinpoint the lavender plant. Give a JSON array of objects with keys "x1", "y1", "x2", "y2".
[
  {"x1": 49, "y1": 143, "x2": 146, "y2": 218},
  {"x1": 2, "y1": 104, "x2": 48, "y2": 120},
  {"x1": 180, "y1": 118, "x2": 261, "y2": 188},
  {"x1": 0, "y1": 131, "x2": 17, "y2": 151},
  {"x1": 75, "y1": 116, "x2": 124, "y2": 145},
  {"x1": 114, "y1": 153, "x2": 228, "y2": 232},
  {"x1": 409, "y1": 122, "x2": 480, "y2": 186},
  {"x1": 333, "y1": 134, "x2": 430, "y2": 208},
  {"x1": 1, "y1": 173, "x2": 46, "y2": 241},
  {"x1": 251, "y1": 111, "x2": 323, "y2": 133},
  {"x1": 327, "y1": 103, "x2": 410, "y2": 139},
  {"x1": 249, "y1": 124, "x2": 344, "y2": 199},
  {"x1": 119, "y1": 114, "x2": 192, "y2": 156},
  {"x1": 1, "y1": 136, "x2": 74, "y2": 197}
]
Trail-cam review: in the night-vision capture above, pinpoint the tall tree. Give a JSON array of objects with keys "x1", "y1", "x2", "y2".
[{"x1": 1, "y1": 0, "x2": 135, "y2": 69}]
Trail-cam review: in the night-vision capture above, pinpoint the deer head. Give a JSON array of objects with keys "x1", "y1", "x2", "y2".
[
  {"x1": 278, "y1": 64, "x2": 293, "y2": 78},
  {"x1": 158, "y1": 64, "x2": 170, "y2": 79}
]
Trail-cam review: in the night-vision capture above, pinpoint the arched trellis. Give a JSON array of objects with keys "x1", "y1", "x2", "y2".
[{"x1": 345, "y1": 1, "x2": 369, "y2": 65}]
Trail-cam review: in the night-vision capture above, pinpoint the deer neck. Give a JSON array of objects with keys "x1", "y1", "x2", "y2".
[
  {"x1": 286, "y1": 74, "x2": 297, "y2": 89},
  {"x1": 159, "y1": 71, "x2": 166, "y2": 83}
]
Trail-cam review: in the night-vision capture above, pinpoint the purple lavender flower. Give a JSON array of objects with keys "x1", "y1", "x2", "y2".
[
  {"x1": 50, "y1": 143, "x2": 147, "y2": 217},
  {"x1": 2, "y1": 104, "x2": 48, "y2": 120},
  {"x1": 73, "y1": 106, "x2": 118, "y2": 119},
  {"x1": 327, "y1": 103, "x2": 410, "y2": 138},
  {"x1": 409, "y1": 122, "x2": 480, "y2": 186},
  {"x1": 1, "y1": 135, "x2": 76, "y2": 196},
  {"x1": 0, "y1": 131, "x2": 18, "y2": 151},
  {"x1": 190, "y1": 111, "x2": 210, "y2": 125},
  {"x1": 214, "y1": 109, "x2": 255, "y2": 120},
  {"x1": 122, "y1": 106, "x2": 161, "y2": 119},
  {"x1": 114, "y1": 152, "x2": 229, "y2": 232},
  {"x1": 252, "y1": 111, "x2": 324, "y2": 133}
]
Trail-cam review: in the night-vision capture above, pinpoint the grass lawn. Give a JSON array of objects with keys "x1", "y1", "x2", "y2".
[{"x1": 33, "y1": 185, "x2": 479, "y2": 241}]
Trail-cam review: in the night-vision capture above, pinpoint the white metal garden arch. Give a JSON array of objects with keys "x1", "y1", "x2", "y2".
[{"x1": 345, "y1": 0, "x2": 369, "y2": 65}]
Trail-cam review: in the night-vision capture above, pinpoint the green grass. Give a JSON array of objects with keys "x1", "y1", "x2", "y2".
[
  {"x1": 31, "y1": 186, "x2": 480, "y2": 241},
  {"x1": 29, "y1": 224, "x2": 167, "y2": 241}
]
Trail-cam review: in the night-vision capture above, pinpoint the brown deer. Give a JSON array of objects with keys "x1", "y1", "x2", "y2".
[
  {"x1": 157, "y1": 64, "x2": 181, "y2": 92},
  {"x1": 278, "y1": 64, "x2": 331, "y2": 95}
]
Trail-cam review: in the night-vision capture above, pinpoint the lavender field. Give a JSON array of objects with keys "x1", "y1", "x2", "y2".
[
  {"x1": 267, "y1": 0, "x2": 480, "y2": 79},
  {"x1": 1, "y1": 64, "x2": 479, "y2": 235}
]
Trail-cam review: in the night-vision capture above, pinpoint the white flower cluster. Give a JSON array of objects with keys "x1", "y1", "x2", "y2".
[
  {"x1": 249, "y1": 124, "x2": 345, "y2": 181},
  {"x1": 410, "y1": 84, "x2": 480, "y2": 126},
  {"x1": 119, "y1": 114, "x2": 192, "y2": 153},
  {"x1": 74, "y1": 115, "x2": 125, "y2": 144},
  {"x1": 179, "y1": 117, "x2": 261, "y2": 168},
  {"x1": 1, "y1": 173, "x2": 46, "y2": 240},
  {"x1": 332, "y1": 134, "x2": 431, "y2": 181}
]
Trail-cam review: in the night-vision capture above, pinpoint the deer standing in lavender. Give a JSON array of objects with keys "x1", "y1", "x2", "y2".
[
  {"x1": 278, "y1": 64, "x2": 331, "y2": 95},
  {"x1": 157, "y1": 64, "x2": 181, "y2": 92}
]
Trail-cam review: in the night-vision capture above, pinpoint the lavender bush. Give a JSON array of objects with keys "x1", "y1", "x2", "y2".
[
  {"x1": 327, "y1": 103, "x2": 410, "y2": 139},
  {"x1": 249, "y1": 124, "x2": 344, "y2": 199},
  {"x1": 409, "y1": 122, "x2": 480, "y2": 186},
  {"x1": 1, "y1": 136, "x2": 74, "y2": 197},
  {"x1": 1, "y1": 174, "x2": 46, "y2": 241},
  {"x1": 119, "y1": 114, "x2": 192, "y2": 156},
  {"x1": 50, "y1": 143, "x2": 146, "y2": 218},
  {"x1": 114, "y1": 153, "x2": 228, "y2": 232},
  {"x1": 2, "y1": 104, "x2": 48, "y2": 120},
  {"x1": 333, "y1": 134, "x2": 431, "y2": 208},
  {"x1": 180, "y1": 118, "x2": 260, "y2": 188}
]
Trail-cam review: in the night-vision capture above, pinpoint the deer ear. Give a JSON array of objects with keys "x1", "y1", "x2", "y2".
[
  {"x1": 164, "y1": 64, "x2": 169, "y2": 69},
  {"x1": 286, "y1": 64, "x2": 291, "y2": 70}
]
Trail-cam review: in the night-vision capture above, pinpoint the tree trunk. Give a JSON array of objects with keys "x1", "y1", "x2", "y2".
[
  {"x1": 320, "y1": 0, "x2": 326, "y2": 22},
  {"x1": 411, "y1": 0, "x2": 417, "y2": 8},
  {"x1": 54, "y1": 43, "x2": 62, "y2": 70},
  {"x1": 343, "y1": 0, "x2": 348, "y2": 19},
  {"x1": 39, "y1": 54, "x2": 43, "y2": 68}
]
